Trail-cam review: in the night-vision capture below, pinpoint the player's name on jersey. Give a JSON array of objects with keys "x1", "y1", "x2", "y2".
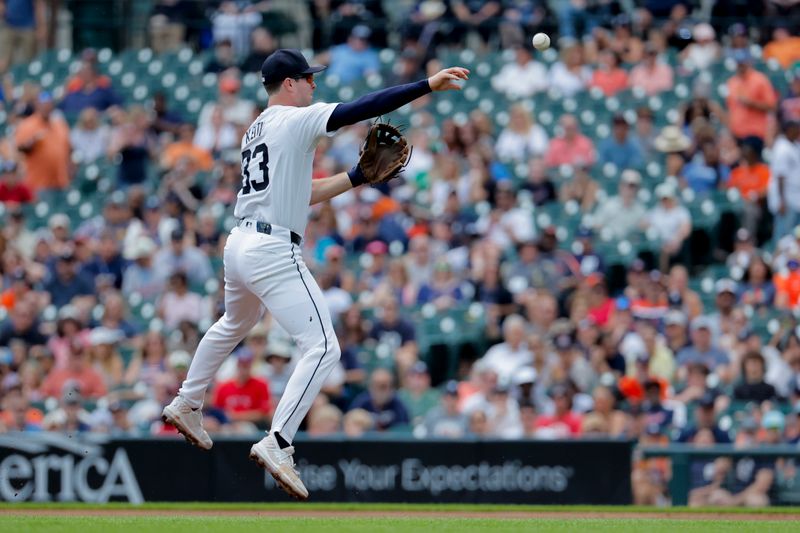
[{"x1": 244, "y1": 121, "x2": 264, "y2": 144}]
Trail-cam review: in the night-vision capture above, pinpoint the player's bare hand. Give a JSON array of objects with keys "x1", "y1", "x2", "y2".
[{"x1": 428, "y1": 67, "x2": 470, "y2": 92}]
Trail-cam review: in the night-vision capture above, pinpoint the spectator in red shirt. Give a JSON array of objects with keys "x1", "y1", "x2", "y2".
[
  {"x1": 590, "y1": 50, "x2": 628, "y2": 97},
  {"x1": 213, "y1": 347, "x2": 272, "y2": 425},
  {"x1": 0, "y1": 161, "x2": 32, "y2": 204},
  {"x1": 533, "y1": 384, "x2": 583, "y2": 438},
  {"x1": 40, "y1": 342, "x2": 107, "y2": 400},
  {"x1": 544, "y1": 114, "x2": 596, "y2": 168}
]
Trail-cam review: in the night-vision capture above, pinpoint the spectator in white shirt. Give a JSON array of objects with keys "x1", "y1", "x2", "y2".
[
  {"x1": 644, "y1": 182, "x2": 693, "y2": 271},
  {"x1": 476, "y1": 182, "x2": 536, "y2": 250},
  {"x1": 153, "y1": 228, "x2": 214, "y2": 286},
  {"x1": 157, "y1": 271, "x2": 207, "y2": 330},
  {"x1": 549, "y1": 42, "x2": 592, "y2": 97},
  {"x1": 495, "y1": 103, "x2": 549, "y2": 163},
  {"x1": 198, "y1": 75, "x2": 255, "y2": 130},
  {"x1": 768, "y1": 120, "x2": 800, "y2": 240},
  {"x1": 591, "y1": 169, "x2": 647, "y2": 239},
  {"x1": 480, "y1": 314, "x2": 532, "y2": 382},
  {"x1": 486, "y1": 382, "x2": 524, "y2": 439},
  {"x1": 491, "y1": 45, "x2": 548, "y2": 99},
  {"x1": 193, "y1": 105, "x2": 238, "y2": 154},
  {"x1": 70, "y1": 108, "x2": 110, "y2": 163},
  {"x1": 680, "y1": 23, "x2": 721, "y2": 71},
  {"x1": 211, "y1": 1, "x2": 261, "y2": 59}
]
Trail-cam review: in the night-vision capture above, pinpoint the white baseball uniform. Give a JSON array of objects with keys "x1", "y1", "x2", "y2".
[{"x1": 179, "y1": 101, "x2": 342, "y2": 442}]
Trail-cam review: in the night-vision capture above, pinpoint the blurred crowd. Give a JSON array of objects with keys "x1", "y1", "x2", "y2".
[{"x1": 2, "y1": 0, "x2": 800, "y2": 507}]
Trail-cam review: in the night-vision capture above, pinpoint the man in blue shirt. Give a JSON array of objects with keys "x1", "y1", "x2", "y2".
[
  {"x1": 676, "y1": 316, "x2": 730, "y2": 372},
  {"x1": 325, "y1": 25, "x2": 379, "y2": 84},
  {"x1": 682, "y1": 140, "x2": 730, "y2": 194},
  {"x1": 0, "y1": 0, "x2": 44, "y2": 73},
  {"x1": 598, "y1": 114, "x2": 644, "y2": 170},
  {"x1": 45, "y1": 250, "x2": 96, "y2": 308},
  {"x1": 349, "y1": 368, "x2": 410, "y2": 431},
  {"x1": 59, "y1": 50, "x2": 122, "y2": 114}
]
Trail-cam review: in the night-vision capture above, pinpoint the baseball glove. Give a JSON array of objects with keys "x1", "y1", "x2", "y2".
[{"x1": 357, "y1": 122, "x2": 411, "y2": 185}]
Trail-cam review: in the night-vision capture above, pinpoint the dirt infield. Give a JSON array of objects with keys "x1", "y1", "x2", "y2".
[{"x1": 2, "y1": 508, "x2": 795, "y2": 521}]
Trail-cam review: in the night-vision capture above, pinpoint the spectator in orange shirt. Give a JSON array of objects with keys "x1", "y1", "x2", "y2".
[
  {"x1": 726, "y1": 50, "x2": 777, "y2": 141},
  {"x1": 629, "y1": 44, "x2": 674, "y2": 96},
  {"x1": 40, "y1": 343, "x2": 108, "y2": 400},
  {"x1": 544, "y1": 114, "x2": 596, "y2": 168},
  {"x1": 727, "y1": 136, "x2": 770, "y2": 240},
  {"x1": 0, "y1": 385, "x2": 44, "y2": 431},
  {"x1": 14, "y1": 92, "x2": 71, "y2": 192},
  {"x1": 774, "y1": 259, "x2": 800, "y2": 310},
  {"x1": 763, "y1": 26, "x2": 800, "y2": 69},
  {"x1": 161, "y1": 123, "x2": 214, "y2": 171},
  {"x1": 590, "y1": 50, "x2": 628, "y2": 97}
]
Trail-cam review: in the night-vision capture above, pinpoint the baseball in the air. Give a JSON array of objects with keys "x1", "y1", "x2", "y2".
[{"x1": 532, "y1": 33, "x2": 550, "y2": 51}]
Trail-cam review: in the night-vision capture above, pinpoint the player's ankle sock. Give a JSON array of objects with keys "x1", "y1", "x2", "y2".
[{"x1": 274, "y1": 431, "x2": 291, "y2": 449}]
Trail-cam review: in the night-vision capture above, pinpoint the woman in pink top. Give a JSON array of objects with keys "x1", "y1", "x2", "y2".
[
  {"x1": 47, "y1": 309, "x2": 91, "y2": 369},
  {"x1": 544, "y1": 114, "x2": 597, "y2": 168},
  {"x1": 629, "y1": 45, "x2": 674, "y2": 96}
]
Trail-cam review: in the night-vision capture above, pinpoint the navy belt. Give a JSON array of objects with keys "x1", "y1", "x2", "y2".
[{"x1": 238, "y1": 219, "x2": 302, "y2": 245}]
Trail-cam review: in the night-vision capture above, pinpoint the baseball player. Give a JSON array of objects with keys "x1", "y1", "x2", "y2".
[{"x1": 162, "y1": 48, "x2": 468, "y2": 500}]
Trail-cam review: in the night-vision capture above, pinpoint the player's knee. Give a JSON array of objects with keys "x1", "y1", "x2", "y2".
[
  {"x1": 218, "y1": 312, "x2": 260, "y2": 336},
  {"x1": 327, "y1": 338, "x2": 342, "y2": 362}
]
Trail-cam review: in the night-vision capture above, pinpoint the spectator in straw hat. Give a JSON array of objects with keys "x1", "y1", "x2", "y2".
[
  {"x1": 263, "y1": 336, "x2": 295, "y2": 402},
  {"x1": 654, "y1": 125, "x2": 691, "y2": 155},
  {"x1": 87, "y1": 327, "x2": 125, "y2": 390},
  {"x1": 655, "y1": 125, "x2": 691, "y2": 182}
]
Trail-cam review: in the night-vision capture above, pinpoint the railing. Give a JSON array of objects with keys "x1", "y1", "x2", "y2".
[
  {"x1": 39, "y1": 1, "x2": 792, "y2": 54},
  {"x1": 641, "y1": 444, "x2": 800, "y2": 506}
]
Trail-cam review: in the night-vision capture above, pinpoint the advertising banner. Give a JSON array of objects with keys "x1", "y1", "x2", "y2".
[{"x1": 0, "y1": 434, "x2": 633, "y2": 504}]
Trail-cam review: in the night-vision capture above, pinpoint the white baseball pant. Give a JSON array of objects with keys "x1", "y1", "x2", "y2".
[{"x1": 178, "y1": 224, "x2": 341, "y2": 442}]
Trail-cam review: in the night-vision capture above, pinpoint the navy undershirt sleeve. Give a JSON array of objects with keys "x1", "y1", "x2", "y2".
[{"x1": 326, "y1": 79, "x2": 431, "y2": 132}]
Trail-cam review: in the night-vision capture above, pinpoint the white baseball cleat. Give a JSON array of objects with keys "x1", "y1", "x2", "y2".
[
  {"x1": 249, "y1": 432, "x2": 309, "y2": 500},
  {"x1": 161, "y1": 396, "x2": 213, "y2": 450}
]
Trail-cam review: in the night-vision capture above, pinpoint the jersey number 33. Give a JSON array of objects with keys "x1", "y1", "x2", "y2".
[{"x1": 241, "y1": 143, "x2": 269, "y2": 195}]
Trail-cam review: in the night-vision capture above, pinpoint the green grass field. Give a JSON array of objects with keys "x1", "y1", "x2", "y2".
[{"x1": 3, "y1": 503, "x2": 799, "y2": 533}]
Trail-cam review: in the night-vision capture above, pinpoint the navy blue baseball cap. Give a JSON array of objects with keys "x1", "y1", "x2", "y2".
[{"x1": 261, "y1": 49, "x2": 326, "y2": 86}]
